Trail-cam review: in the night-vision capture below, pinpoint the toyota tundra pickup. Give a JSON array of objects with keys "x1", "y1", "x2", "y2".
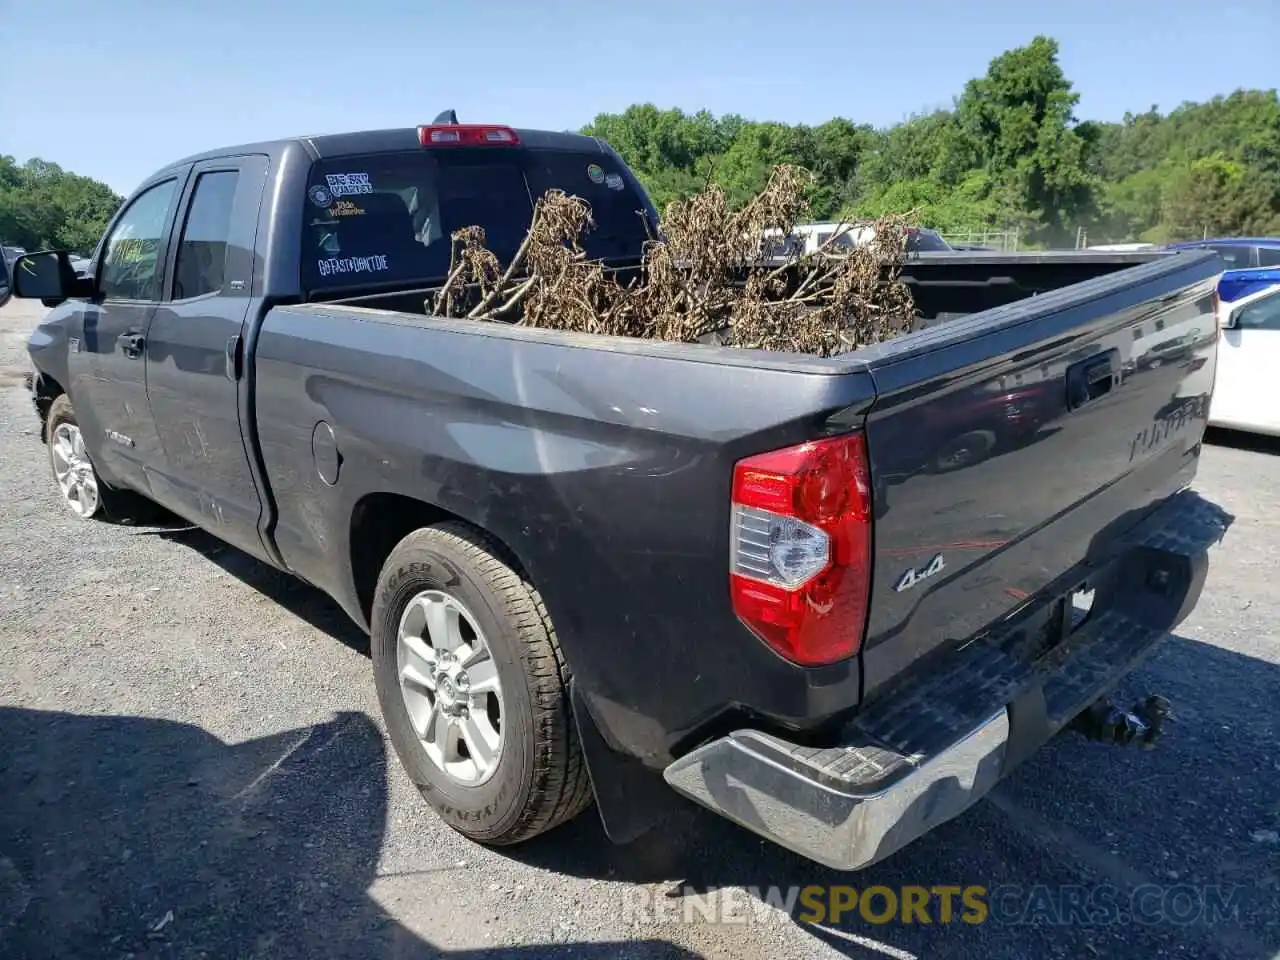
[{"x1": 7, "y1": 121, "x2": 1230, "y2": 871}]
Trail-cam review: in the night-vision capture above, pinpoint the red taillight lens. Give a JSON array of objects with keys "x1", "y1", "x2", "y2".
[
  {"x1": 417, "y1": 124, "x2": 520, "y2": 147},
  {"x1": 729, "y1": 432, "x2": 873, "y2": 666}
]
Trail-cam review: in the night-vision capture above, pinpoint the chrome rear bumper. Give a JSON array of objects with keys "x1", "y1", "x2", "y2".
[
  {"x1": 665, "y1": 709, "x2": 1008, "y2": 871},
  {"x1": 665, "y1": 490, "x2": 1229, "y2": 871}
]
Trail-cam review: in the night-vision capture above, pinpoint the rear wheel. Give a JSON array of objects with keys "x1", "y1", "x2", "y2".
[
  {"x1": 370, "y1": 522, "x2": 592, "y2": 845},
  {"x1": 45, "y1": 394, "x2": 160, "y2": 523}
]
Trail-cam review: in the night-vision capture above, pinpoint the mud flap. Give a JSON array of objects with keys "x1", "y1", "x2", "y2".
[{"x1": 569, "y1": 680, "x2": 687, "y2": 844}]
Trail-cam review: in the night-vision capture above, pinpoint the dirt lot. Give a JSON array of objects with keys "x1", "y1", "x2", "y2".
[{"x1": 0, "y1": 296, "x2": 1277, "y2": 960}]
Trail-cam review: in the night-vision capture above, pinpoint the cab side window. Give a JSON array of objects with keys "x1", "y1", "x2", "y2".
[
  {"x1": 100, "y1": 180, "x2": 179, "y2": 302},
  {"x1": 173, "y1": 171, "x2": 240, "y2": 300}
]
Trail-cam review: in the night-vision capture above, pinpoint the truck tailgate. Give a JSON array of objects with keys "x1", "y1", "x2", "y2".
[{"x1": 854, "y1": 250, "x2": 1221, "y2": 693}]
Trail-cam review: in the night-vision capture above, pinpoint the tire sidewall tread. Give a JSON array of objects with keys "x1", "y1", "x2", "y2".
[{"x1": 371, "y1": 522, "x2": 590, "y2": 845}]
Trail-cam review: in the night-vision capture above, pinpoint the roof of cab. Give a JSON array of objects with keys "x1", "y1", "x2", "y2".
[{"x1": 149, "y1": 126, "x2": 608, "y2": 187}]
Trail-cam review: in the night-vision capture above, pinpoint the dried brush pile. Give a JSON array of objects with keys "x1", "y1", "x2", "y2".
[{"x1": 426, "y1": 164, "x2": 918, "y2": 357}]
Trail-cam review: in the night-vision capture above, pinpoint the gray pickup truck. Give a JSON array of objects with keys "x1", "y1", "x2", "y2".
[{"x1": 4, "y1": 121, "x2": 1229, "y2": 871}]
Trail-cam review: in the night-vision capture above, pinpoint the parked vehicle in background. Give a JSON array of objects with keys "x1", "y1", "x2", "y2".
[
  {"x1": 1215, "y1": 267, "x2": 1280, "y2": 305},
  {"x1": 1209, "y1": 281, "x2": 1280, "y2": 437},
  {"x1": 765, "y1": 222, "x2": 954, "y2": 257},
  {"x1": 9, "y1": 120, "x2": 1227, "y2": 874},
  {"x1": 3, "y1": 244, "x2": 27, "y2": 273},
  {"x1": 1166, "y1": 237, "x2": 1280, "y2": 269},
  {"x1": 1088, "y1": 243, "x2": 1159, "y2": 252},
  {"x1": 1164, "y1": 240, "x2": 1280, "y2": 303}
]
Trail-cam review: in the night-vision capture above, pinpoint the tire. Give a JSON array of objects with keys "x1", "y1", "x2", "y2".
[
  {"x1": 45, "y1": 394, "x2": 160, "y2": 523},
  {"x1": 371, "y1": 522, "x2": 592, "y2": 845}
]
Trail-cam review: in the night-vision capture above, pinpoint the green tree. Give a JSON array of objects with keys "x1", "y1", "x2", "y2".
[
  {"x1": 0, "y1": 155, "x2": 121, "y2": 253},
  {"x1": 1160, "y1": 154, "x2": 1280, "y2": 240},
  {"x1": 955, "y1": 35, "x2": 1096, "y2": 243}
]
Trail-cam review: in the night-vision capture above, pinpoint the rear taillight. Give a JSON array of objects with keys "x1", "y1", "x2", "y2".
[
  {"x1": 729, "y1": 432, "x2": 873, "y2": 666},
  {"x1": 417, "y1": 124, "x2": 520, "y2": 146}
]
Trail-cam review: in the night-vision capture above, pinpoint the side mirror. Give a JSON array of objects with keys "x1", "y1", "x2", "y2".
[
  {"x1": 10, "y1": 250, "x2": 88, "y2": 306},
  {"x1": 1223, "y1": 306, "x2": 1241, "y2": 329},
  {"x1": 0, "y1": 253, "x2": 10, "y2": 309}
]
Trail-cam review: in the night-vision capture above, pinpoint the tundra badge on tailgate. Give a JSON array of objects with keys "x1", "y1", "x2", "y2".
[{"x1": 893, "y1": 553, "x2": 946, "y2": 592}]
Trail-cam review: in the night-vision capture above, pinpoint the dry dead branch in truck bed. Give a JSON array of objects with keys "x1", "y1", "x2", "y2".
[{"x1": 426, "y1": 164, "x2": 918, "y2": 357}]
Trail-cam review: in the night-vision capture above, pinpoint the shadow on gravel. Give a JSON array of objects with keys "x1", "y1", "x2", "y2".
[
  {"x1": 142, "y1": 523, "x2": 371, "y2": 655},
  {"x1": 505, "y1": 634, "x2": 1280, "y2": 960},
  {"x1": 84, "y1": 502, "x2": 1277, "y2": 956},
  {"x1": 0, "y1": 707, "x2": 700, "y2": 959}
]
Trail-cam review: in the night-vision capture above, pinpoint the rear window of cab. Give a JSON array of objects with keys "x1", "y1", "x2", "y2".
[{"x1": 300, "y1": 148, "x2": 655, "y2": 292}]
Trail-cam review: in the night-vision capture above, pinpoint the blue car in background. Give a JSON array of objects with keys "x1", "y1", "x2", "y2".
[{"x1": 1166, "y1": 237, "x2": 1280, "y2": 302}]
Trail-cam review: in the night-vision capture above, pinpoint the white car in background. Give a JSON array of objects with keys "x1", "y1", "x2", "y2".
[{"x1": 1210, "y1": 282, "x2": 1280, "y2": 437}]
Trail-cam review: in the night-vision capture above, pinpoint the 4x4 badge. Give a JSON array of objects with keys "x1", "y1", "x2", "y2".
[{"x1": 894, "y1": 554, "x2": 946, "y2": 592}]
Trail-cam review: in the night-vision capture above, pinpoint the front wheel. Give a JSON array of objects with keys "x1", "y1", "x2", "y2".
[
  {"x1": 44, "y1": 394, "x2": 160, "y2": 523},
  {"x1": 370, "y1": 522, "x2": 592, "y2": 845}
]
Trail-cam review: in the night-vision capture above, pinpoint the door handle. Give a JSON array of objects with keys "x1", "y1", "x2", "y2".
[
  {"x1": 118, "y1": 332, "x2": 146, "y2": 358},
  {"x1": 1066, "y1": 349, "x2": 1120, "y2": 411}
]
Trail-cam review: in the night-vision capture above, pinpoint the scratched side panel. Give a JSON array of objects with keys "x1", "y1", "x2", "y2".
[
  {"x1": 859, "y1": 259, "x2": 1220, "y2": 695},
  {"x1": 250, "y1": 305, "x2": 879, "y2": 763}
]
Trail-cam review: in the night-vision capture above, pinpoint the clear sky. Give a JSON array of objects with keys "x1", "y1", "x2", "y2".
[{"x1": 4, "y1": 0, "x2": 1277, "y2": 196}]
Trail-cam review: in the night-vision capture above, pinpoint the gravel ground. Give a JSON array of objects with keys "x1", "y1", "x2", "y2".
[{"x1": 0, "y1": 296, "x2": 1277, "y2": 960}]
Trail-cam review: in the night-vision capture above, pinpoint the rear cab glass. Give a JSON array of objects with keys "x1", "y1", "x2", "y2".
[{"x1": 300, "y1": 146, "x2": 655, "y2": 294}]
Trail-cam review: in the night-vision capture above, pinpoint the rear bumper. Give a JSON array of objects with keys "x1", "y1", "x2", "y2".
[{"x1": 664, "y1": 489, "x2": 1230, "y2": 871}]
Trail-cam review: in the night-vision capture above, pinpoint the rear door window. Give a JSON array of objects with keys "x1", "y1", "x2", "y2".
[
  {"x1": 173, "y1": 170, "x2": 239, "y2": 299},
  {"x1": 301, "y1": 147, "x2": 652, "y2": 293}
]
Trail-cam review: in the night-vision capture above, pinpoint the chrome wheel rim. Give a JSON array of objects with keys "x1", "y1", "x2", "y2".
[
  {"x1": 51, "y1": 423, "x2": 100, "y2": 518},
  {"x1": 396, "y1": 590, "x2": 504, "y2": 786}
]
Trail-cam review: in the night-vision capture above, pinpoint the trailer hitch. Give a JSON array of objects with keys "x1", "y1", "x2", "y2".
[{"x1": 1070, "y1": 694, "x2": 1172, "y2": 749}]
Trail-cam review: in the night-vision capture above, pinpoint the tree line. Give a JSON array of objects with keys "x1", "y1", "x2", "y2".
[
  {"x1": 585, "y1": 36, "x2": 1280, "y2": 247},
  {"x1": 3, "y1": 34, "x2": 1277, "y2": 254}
]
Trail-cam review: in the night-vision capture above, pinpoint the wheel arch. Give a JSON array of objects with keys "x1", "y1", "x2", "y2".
[
  {"x1": 346, "y1": 491, "x2": 537, "y2": 629},
  {"x1": 31, "y1": 371, "x2": 66, "y2": 442}
]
